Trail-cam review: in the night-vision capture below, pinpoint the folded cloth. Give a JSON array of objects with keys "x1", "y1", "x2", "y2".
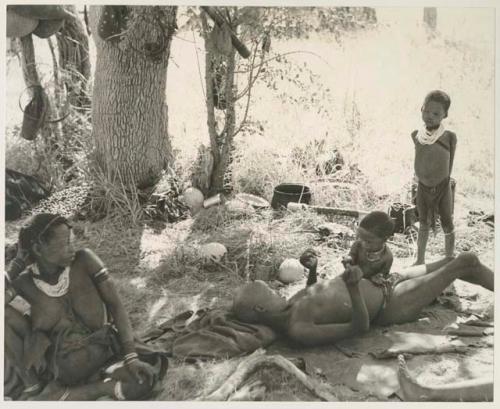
[{"x1": 143, "y1": 309, "x2": 277, "y2": 359}]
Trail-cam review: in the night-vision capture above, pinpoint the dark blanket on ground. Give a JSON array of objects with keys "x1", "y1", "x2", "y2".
[{"x1": 141, "y1": 309, "x2": 277, "y2": 360}]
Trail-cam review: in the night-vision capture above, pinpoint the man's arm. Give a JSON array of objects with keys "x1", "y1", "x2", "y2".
[
  {"x1": 289, "y1": 267, "x2": 369, "y2": 346},
  {"x1": 300, "y1": 249, "x2": 318, "y2": 287}
]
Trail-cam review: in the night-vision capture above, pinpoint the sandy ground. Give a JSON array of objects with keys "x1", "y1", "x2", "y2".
[{"x1": 3, "y1": 205, "x2": 494, "y2": 401}]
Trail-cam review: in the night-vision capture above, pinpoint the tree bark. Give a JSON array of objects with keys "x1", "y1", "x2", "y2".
[
  {"x1": 89, "y1": 6, "x2": 176, "y2": 188},
  {"x1": 56, "y1": 5, "x2": 91, "y2": 108},
  {"x1": 202, "y1": 10, "x2": 238, "y2": 195}
]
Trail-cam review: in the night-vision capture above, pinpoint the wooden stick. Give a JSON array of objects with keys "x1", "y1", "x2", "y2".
[
  {"x1": 199, "y1": 349, "x2": 338, "y2": 401},
  {"x1": 287, "y1": 202, "x2": 367, "y2": 218}
]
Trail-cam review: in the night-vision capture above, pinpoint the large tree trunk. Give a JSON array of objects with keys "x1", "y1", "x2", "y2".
[
  {"x1": 89, "y1": 6, "x2": 176, "y2": 188},
  {"x1": 56, "y1": 5, "x2": 91, "y2": 108}
]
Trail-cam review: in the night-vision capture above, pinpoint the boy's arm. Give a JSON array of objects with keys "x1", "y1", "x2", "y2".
[
  {"x1": 380, "y1": 248, "x2": 394, "y2": 276},
  {"x1": 448, "y1": 132, "x2": 457, "y2": 175},
  {"x1": 348, "y1": 241, "x2": 360, "y2": 265},
  {"x1": 411, "y1": 130, "x2": 418, "y2": 145}
]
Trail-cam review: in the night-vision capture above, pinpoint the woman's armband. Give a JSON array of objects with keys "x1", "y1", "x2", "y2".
[{"x1": 90, "y1": 267, "x2": 110, "y2": 284}]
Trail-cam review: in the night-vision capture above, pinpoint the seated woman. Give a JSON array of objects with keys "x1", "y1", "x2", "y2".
[
  {"x1": 4, "y1": 213, "x2": 167, "y2": 400},
  {"x1": 232, "y1": 250, "x2": 493, "y2": 346}
]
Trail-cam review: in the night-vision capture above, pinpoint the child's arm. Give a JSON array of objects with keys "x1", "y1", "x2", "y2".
[
  {"x1": 411, "y1": 130, "x2": 418, "y2": 145},
  {"x1": 348, "y1": 241, "x2": 361, "y2": 265},
  {"x1": 380, "y1": 249, "x2": 393, "y2": 276},
  {"x1": 367, "y1": 248, "x2": 394, "y2": 278},
  {"x1": 448, "y1": 132, "x2": 457, "y2": 176}
]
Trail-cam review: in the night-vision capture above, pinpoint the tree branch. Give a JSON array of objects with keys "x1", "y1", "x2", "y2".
[
  {"x1": 201, "y1": 11, "x2": 220, "y2": 164},
  {"x1": 198, "y1": 349, "x2": 338, "y2": 401}
]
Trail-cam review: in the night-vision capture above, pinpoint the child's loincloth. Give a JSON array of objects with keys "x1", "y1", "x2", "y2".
[
  {"x1": 416, "y1": 177, "x2": 451, "y2": 230},
  {"x1": 369, "y1": 272, "x2": 404, "y2": 322}
]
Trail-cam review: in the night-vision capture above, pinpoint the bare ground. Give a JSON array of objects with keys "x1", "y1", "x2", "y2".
[{"x1": 4, "y1": 199, "x2": 494, "y2": 401}]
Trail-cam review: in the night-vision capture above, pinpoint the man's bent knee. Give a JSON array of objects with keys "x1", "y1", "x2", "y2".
[{"x1": 456, "y1": 251, "x2": 478, "y2": 267}]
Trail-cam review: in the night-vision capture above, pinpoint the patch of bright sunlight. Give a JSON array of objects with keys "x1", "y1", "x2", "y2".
[{"x1": 129, "y1": 277, "x2": 147, "y2": 289}]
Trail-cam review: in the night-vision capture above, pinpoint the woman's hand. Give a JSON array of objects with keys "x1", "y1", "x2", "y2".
[
  {"x1": 126, "y1": 359, "x2": 155, "y2": 387},
  {"x1": 300, "y1": 248, "x2": 318, "y2": 270},
  {"x1": 342, "y1": 264, "x2": 363, "y2": 286}
]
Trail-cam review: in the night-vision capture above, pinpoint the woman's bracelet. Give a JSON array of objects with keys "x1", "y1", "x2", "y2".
[
  {"x1": 124, "y1": 352, "x2": 139, "y2": 366},
  {"x1": 9, "y1": 258, "x2": 26, "y2": 275}
]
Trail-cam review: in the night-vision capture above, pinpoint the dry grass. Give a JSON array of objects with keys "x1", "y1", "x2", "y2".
[{"x1": 3, "y1": 7, "x2": 494, "y2": 402}]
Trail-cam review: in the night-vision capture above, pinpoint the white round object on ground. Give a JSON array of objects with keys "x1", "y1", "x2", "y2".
[
  {"x1": 278, "y1": 258, "x2": 306, "y2": 284},
  {"x1": 200, "y1": 242, "x2": 227, "y2": 263},
  {"x1": 182, "y1": 187, "x2": 204, "y2": 215}
]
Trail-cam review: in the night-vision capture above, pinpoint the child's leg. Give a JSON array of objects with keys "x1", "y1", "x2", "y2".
[
  {"x1": 439, "y1": 183, "x2": 455, "y2": 258},
  {"x1": 415, "y1": 224, "x2": 430, "y2": 265},
  {"x1": 415, "y1": 186, "x2": 430, "y2": 265}
]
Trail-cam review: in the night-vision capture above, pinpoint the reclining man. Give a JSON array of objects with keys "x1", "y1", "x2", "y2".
[{"x1": 232, "y1": 251, "x2": 493, "y2": 346}]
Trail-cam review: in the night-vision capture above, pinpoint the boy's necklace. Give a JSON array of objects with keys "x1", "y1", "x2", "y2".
[
  {"x1": 365, "y1": 244, "x2": 386, "y2": 262},
  {"x1": 417, "y1": 123, "x2": 446, "y2": 145}
]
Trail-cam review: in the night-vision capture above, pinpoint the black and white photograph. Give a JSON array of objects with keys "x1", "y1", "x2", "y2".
[{"x1": 2, "y1": 1, "x2": 496, "y2": 402}]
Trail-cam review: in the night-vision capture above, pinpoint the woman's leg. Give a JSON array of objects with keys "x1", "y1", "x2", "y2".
[
  {"x1": 398, "y1": 355, "x2": 493, "y2": 401},
  {"x1": 32, "y1": 379, "x2": 117, "y2": 401},
  {"x1": 378, "y1": 252, "x2": 493, "y2": 324},
  {"x1": 33, "y1": 361, "x2": 154, "y2": 400}
]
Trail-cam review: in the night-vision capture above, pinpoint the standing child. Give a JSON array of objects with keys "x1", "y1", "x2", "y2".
[{"x1": 412, "y1": 90, "x2": 457, "y2": 264}]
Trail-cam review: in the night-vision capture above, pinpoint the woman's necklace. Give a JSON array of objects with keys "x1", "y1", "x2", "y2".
[{"x1": 31, "y1": 263, "x2": 70, "y2": 297}]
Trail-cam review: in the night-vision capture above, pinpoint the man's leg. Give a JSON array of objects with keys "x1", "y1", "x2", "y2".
[
  {"x1": 377, "y1": 252, "x2": 493, "y2": 324},
  {"x1": 398, "y1": 355, "x2": 493, "y2": 401}
]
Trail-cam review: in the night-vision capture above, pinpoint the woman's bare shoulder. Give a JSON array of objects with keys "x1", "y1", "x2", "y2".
[{"x1": 73, "y1": 248, "x2": 105, "y2": 273}]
